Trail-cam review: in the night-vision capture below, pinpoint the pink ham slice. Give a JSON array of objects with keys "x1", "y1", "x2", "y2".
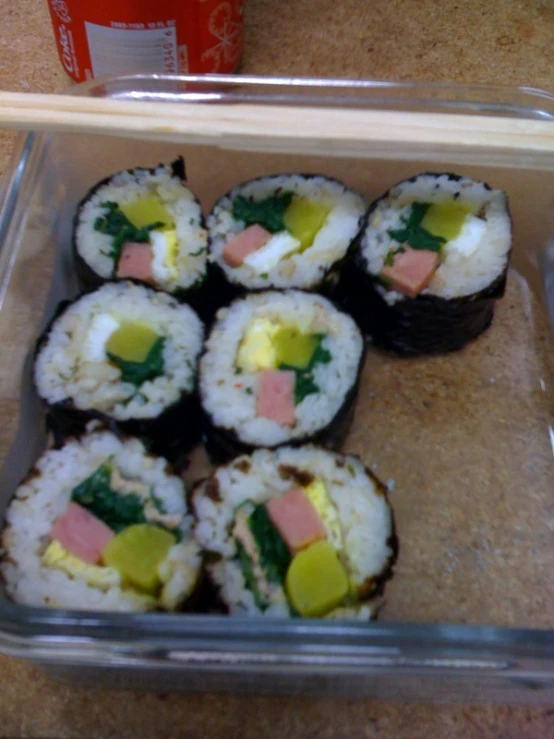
[
  {"x1": 266, "y1": 487, "x2": 327, "y2": 553},
  {"x1": 256, "y1": 369, "x2": 296, "y2": 426},
  {"x1": 223, "y1": 224, "x2": 272, "y2": 267},
  {"x1": 50, "y1": 502, "x2": 114, "y2": 564},
  {"x1": 116, "y1": 242, "x2": 154, "y2": 283},
  {"x1": 381, "y1": 247, "x2": 440, "y2": 298}
]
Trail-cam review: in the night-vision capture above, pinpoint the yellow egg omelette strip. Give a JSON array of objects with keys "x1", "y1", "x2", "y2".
[{"x1": 42, "y1": 540, "x2": 121, "y2": 590}]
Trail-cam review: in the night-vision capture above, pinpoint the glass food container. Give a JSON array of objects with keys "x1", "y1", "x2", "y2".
[{"x1": 0, "y1": 75, "x2": 553, "y2": 703}]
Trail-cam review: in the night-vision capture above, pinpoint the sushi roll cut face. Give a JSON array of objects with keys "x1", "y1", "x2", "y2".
[
  {"x1": 193, "y1": 446, "x2": 396, "y2": 618},
  {"x1": 199, "y1": 290, "x2": 364, "y2": 450},
  {"x1": 34, "y1": 282, "x2": 204, "y2": 422},
  {"x1": 74, "y1": 160, "x2": 208, "y2": 295},
  {"x1": 361, "y1": 173, "x2": 511, "y2": 305},
  {"x1": 208, "y1": 174, "x2": 365, "y2": 290},
  {"x1": 1, "y1": 431, "x2": 201, "y2": 612}
]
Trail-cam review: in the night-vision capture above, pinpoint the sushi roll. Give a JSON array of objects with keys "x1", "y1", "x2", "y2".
[
  {"x1": 34, "y1": 282, "x2": 204, "y2": 460},
  {"x1": 199, "y1": 290, "x2": 365, "y2": 461},
  {"x1": 1, "y1": 430, "x2": 202, "y2": 612},
  {"x1": 192, "y1": 446, "x2": 397, "y2": 618},
  {"x1": 338, "y1": 173, "x2": 512, "y2": 354},
  {"x1": 207, "y1": 174, "x2": 365, "y2": 306},
  {"x1": 73, "y1": 158, "x2": 208, "y2": 306}
]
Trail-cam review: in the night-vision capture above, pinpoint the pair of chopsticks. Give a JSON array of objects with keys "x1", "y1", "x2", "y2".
[{"x1": 0, "y1": 90, "x2": 553, "y2": 167}]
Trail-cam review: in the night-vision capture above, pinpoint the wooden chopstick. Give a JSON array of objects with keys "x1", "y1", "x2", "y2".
[{"x1": 0, "y1": 90, "x2": 554, "y2": 169}]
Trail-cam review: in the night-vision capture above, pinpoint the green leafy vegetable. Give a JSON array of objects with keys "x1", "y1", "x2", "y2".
[
  {"x1": 232, "y1": 192, "x2": 294, "y2": 234},
  {"x1": 150, "y1": 493, "x2": 167, "y2": 515},
  {"x1": 94, "y1": 201, "x2": 165, "y2": 263},
  {"x1": 388, "y1": 202, "x2": 446, "y2": 253},
  {"x1": 377, "y1": 275, "x2": 393, "y2": 288},
  {"x1": 279, "y1": 334, "x2": 333, "y2": 404},
  {"x1": 384, "y1": 249, "x2": 395, "y2": 267},
  {"x1": 236, "y1": 540, "x2": 266, "y2": 610},
  {"x1": 71, "y1": 461, "x2": 147, "y2": 532},
  {"x1": 309, "y1": 340, "x2": 332, "y2": 368},
  {"x1": 289, "y1": 371, "x2": 319, "y2": 404},
  {"x1": 248, "y1": 504, "x2": 291, "y2": 584},
  {"x1": 71, "y1": 460, "x2": 179, "y2": 539},
  {"x1": 107, "y1": 336, "x2": 165, "y2": 387}
]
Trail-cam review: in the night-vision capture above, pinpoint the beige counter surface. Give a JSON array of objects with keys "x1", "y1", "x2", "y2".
[{"x1": 1, "y1": 1, "x2": 554, "y2": 737}]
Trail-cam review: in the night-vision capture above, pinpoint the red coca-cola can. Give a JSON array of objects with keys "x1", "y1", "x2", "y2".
[{"x1": 46, "y1": 0, "x2": 245, "y2": 82}]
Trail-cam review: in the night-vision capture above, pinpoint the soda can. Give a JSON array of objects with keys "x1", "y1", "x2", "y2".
[{"x1": 46, "y1": 0, "x2": 245, "y2": 82}]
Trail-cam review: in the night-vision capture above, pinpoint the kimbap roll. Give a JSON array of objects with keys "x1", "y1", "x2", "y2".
[
  {"x1": 73, "y1": 158, "x2": 208, "y2": 303},
  {"x1": 192, "y1": 446, "x2": 397, "y2": 618},
  {"x1": 338, "y1": 172, "x2": 512, "y2": 354},
  {"x1": 199, "y1": 290, "x2": 365, "y2": 461},
  {"x1": 207, "y1": 174, "x2": 365, "y2": 305},
  {"x1": 34, "y1": 282, "x2": 204, "y2": 460},
  {"x1": 1, "y1": 430, "x2": 202, "y2": 611}
]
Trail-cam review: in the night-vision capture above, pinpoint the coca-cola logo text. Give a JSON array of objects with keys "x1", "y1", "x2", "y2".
[
  {"x1": 51, "y1": 0, "x2": 71, "y2": 24},
  {"x1": 58, "y1": 24, "x2": 73, "y2": 73}
]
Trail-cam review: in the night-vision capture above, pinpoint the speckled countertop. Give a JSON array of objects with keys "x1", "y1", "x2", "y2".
[{"x1": 1, "y1": 1, "x2": 554, "y2": 737}]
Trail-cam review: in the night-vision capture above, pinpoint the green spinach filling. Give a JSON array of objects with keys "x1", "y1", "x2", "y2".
[
  {"x1": 232, "y1": 192, "x2": 294, "y2": 234},
  {"x1": 71, "y1": 460, "x2": 177, "y2": 538},
  {"x1": 248, "y1": 504, "x2": 291, "y2": 584},
  {"x1": 279, "y1": 336, "x2": 332, "y2": 404},
  {"x1": 233, "y1": 500, "x2": 292, "y2": 612},
  {"x1": 107, "y1": 336, "x2": 166, "y2": 387},
  {"x1": 387, "y1": 202, "x2": 446, "y2": 253}
]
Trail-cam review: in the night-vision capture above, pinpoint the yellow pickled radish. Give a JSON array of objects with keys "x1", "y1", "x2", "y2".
[
  {"x1": 120, "y1": 197, "x2": 174, "y2": 230},
  {"x1": 420, "y1": 202, "x2": 474, "y2": 242},
  {"x1": 283, "y1": 197, "x2": 330, "y2": 251},
  {"x1": 106, "y1": 321, "x2": 159, "y2": 363},
  {"x1": 286, "y1": 540, "x2": 349, "y2": 617},
  {"x1": 102, "y1": 524, "x2": 175, "y2": 594},
  {"x1": 274, "y1": 326, "x2": 320, "y2": 370}
]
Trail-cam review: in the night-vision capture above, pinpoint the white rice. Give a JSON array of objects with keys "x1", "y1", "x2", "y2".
[
  {"x1": 76, "y1": 164, "x2": 207, "y2": 292},
  {"x1": 34, "y1": 282, "x2": 204, "y2": 421},
  {"x1": 193, "y1": 446, "x2": 395, "y2": 618},
  {"x1": 208, "y1": 174, "x2": 365, "y2": 289},
  {"x1": 1, "y1": 431, "x2": 201, "y2": 612},
  {"x1": 199, "y1": 291, "x2": 364, "y2": 446},
  {"x1": 361, "y1": 173, "x2": 511, "y2": 305}
]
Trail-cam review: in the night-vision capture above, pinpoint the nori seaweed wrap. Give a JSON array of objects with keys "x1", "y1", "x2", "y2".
[
  {"x1": 1, "y1": 429, "x2": 202, "y2": 612},
  {"x1": 206, "y1": 173, "x2": 366, "y2": 312},
  {"x1": 34, "y1": 282, "x2": 205, "y2": 462},
  {"x1": 73, "y1": 157, "x2": 210, "y2": 315},
  {"x1": 337, "y1": 172, "x2": 512, "y2": 355},
  {"x1": 198, "y1": 290, "x2": 365, "y2": 462},
  {"x1": 192, "y1": 445, "x2": 397, "y2": 618}
]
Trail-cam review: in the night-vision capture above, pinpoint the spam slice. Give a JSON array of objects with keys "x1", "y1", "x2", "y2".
[
  {"x1": 266, "y1": 487, "x2": 327, "y2": 553},
  {"x1": 223, "y1": 224, "x2": 272, "y2": 267},
  {"x1": 192, "y1": 446, "x2": 397, "y2": 618},
  {"x1": 50, "y1": 502, "x2": 114, "y2": 564}
]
